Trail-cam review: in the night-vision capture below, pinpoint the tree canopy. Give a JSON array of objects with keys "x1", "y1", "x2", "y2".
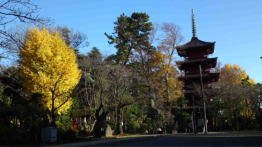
[{"x1": 19, "y1": 28, "x2": 81, "y2": 124}]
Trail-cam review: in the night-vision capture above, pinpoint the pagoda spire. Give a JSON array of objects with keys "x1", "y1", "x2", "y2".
[{"x1": 192, "y1": 9, "x2": 197, "y2": 38}]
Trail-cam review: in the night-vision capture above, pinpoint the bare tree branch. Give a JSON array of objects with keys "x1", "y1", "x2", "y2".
[{"x1": 0, "y1": 0, "x2": 50, "y2": 62}]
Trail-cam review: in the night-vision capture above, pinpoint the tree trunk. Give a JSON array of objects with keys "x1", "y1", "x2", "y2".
[
  {"x1": 165, "y1": 72, "x2": 170, "y2": 102},
  {"x1": 236, "y1": 116, "x2": 240, "y2": 131},
  {"x1": 115, "y1": 106, "x2": 123, "y2": 135},
  {"x1": 92, "y1": 104, "x2": 109, "y2": 138},
  {"x1": 164, "y1": 72, "x2": 173, "y2": 132},
  {"x1": 51, "y1": 91, "x2": 56, "y2": 126}
]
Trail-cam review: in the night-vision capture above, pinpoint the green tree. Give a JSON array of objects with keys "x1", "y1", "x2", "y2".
[
  {"x1": 106, "y1": 12, "x2": 161, "y2": 134},
  {"x1": 56, "y1": 27, "x2": 88, "y2": 53},
  {"x1": 0, "y1": 67, "x2": 48, "y2": 144},
  {"x1": 255, "y1": 83, "x2": 262, "y2": 129},
  {"x1": 209, "y1": 64, "x2": 257, "y2": 130},
  {"x1": 75, "y1": 48, "x2": 110, "y2": 137},
  {"x1": 105, "y1": 12, "x2": 154, "y2": 65}
]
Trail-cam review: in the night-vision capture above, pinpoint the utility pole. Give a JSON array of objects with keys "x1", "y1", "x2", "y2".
[
  {"x1": 192, "y1": 95, "x2": 197, "y2": 135},
  {"x1": 199, "y1": 65, "x2": 208, "y2": 135}
]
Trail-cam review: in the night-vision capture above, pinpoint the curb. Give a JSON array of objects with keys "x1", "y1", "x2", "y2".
[{"x1": 42, "y1": 135, "x2": 160, "y2": 147}]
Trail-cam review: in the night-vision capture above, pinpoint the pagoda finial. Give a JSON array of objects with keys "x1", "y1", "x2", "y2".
[{"x1": 192, "y1": 9, "x2": 197, "y2": 38}]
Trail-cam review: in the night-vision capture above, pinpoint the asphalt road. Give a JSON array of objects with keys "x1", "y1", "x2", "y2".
[{"x1": 91, "y1": 135, "x2": 262, "y2": 147}]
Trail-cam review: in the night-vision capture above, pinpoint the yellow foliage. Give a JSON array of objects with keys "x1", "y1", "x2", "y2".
[
  {"x1": 220, "y1": 64, "x2": 256, "y2": 85},
  {"x1": 220, "y1": 64, "x2": 256, "y2": 120},
  {"x1": 20, "y1": 28, "x2": 81, "y2": 114},
  {"x1": 240, "y1": 98, "x2": 255, "y2": 119},
  {"x1": 247, "y1": 78, "x2": 256, "y2": 85},
  {"x1": 150, "y1": 51, "x2": 182, "y2": 103},
  {"x1": 150, "y1": 51, "x2": 167, "y2": 66}
]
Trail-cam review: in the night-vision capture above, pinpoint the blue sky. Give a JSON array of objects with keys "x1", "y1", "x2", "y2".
[{"x1": 35, "y1": 0, "x2": 262, "y2": 82}]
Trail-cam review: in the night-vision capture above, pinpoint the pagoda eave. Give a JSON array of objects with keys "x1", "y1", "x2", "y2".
[
  {"x1": 176, "y1": 57, "x2": 217, "y2": 70},
  {"x1": 176, "y1": 37, "x2": 215, "y2": 57},
  {"x1": 177, "y1": 47, "x2": 215, "y2": 57},
  {"x1": 176, "y1": 37, "x2": 215, "y2": 50}
]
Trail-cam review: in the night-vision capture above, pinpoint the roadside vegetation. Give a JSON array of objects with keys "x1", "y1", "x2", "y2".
[{"x1": 0, "y1": 0, "x2": 261, "y2": 145}]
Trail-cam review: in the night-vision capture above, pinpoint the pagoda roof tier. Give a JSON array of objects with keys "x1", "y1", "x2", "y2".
[
  {"x1": 178, "y1": 72, "x2": 219, "y2": 83},
  {"x1": 176, "y1": 37, "x2": 215, "y2": 57},
  {"x1": 176, "y1": 57, "x2": 217, "y2": 70}
]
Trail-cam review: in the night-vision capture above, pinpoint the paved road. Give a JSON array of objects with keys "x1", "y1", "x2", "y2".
[{"x1": 91, "y1": 135, "x2": 262, "y2": 147}]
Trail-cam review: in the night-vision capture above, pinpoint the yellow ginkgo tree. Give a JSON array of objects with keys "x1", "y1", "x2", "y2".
[
  {"x1": 19, "y1": 28, "x2": 81, "y2": 125},
  {"x1": 215, "y1": 64, "x2": 256, "y2": 130}
]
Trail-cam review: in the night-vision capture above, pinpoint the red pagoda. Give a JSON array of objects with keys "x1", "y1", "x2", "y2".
[{"x1": 176, "y1": 10, "x2": 219, "y2": 134}]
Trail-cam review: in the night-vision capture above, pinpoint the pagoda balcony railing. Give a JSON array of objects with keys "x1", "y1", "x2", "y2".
[
  {"x1": 184, "y1": 57, "x2": 208, "y2": 61},
  {"x1": 177, "y1": 57, "x2": 208, "y2": 63},
  {"x1": 179, "y1": 70, "x2": 219, "y2": 77},
  {"x1": 181, "y1": 72, "x2": 219, "y2": 78},
  {"x1": 178, "y1": 72, "x2": 220, "y2": 83},
  {"x1": 184, "y1": 69, "x2": 213, "y2": 74},
  {"x1": 176, "y1": 58, "x2": 218, "y2": 70}
]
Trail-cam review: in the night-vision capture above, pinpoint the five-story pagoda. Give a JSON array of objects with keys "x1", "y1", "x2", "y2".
[{"x1": 176, "y1": 10, "x2": 219, "y2": 134}]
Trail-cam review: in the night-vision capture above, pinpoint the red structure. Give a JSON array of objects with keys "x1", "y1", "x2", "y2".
[{"x1": 176, "y1": 10, "x2": 219, "y2": 134}]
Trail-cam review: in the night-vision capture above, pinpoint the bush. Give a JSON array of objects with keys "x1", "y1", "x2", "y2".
[
  {"x1": 78, "y1": 130, "x2": 89, "y2": 137},
  {"x1": 58, "y1": 129, "x2": 77, "y2": 143},
  {"x1": 56, "y1": 113, "x2": 72, "y2": 131},
  {"x1": 0, "y1": 126, "x2": 35, "y2": 145},
  {"x1": 127, "y1": 120, "x2": 140, "y2": 134},
  {"x1": 0, "y1": 92, "x2": 48, "y2": 145}
]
